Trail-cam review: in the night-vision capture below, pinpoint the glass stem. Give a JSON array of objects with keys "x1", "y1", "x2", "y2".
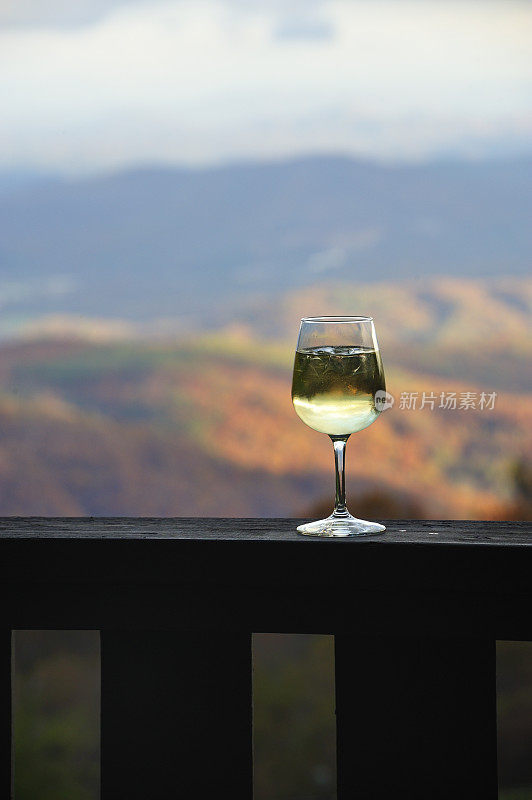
[{"x1": 331, "y1": 436, "x2": 350, "y2": 517}]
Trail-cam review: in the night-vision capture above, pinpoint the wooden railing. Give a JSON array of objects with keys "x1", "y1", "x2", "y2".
[{"x1": 1, "y1": 518, "x2": 531, "y2": 799}]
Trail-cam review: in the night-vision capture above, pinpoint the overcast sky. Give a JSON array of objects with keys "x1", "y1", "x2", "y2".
[{"x1": 1, "y1": 0, "x2": 531, "y2": 174}]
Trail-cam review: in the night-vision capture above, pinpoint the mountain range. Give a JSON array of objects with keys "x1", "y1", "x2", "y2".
[{"x1": 1, "y1": 156, "x2": 531, "y2": 325}]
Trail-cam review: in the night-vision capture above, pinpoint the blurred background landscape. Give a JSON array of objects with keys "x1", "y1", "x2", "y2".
[{"x1": 2, "y1": 0, "x2": 531, "y2": 797}]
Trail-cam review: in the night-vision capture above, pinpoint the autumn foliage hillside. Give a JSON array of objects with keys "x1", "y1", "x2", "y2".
[{"x1": 0, "y1": 277, "x2": 530, "y2": 519}]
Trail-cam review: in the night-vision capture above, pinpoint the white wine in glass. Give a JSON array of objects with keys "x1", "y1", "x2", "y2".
[{"x1": 291, "y1": 316, "x2": 386, "y2": 536}]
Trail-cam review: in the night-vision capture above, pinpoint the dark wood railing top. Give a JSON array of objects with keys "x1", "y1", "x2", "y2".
[
  {"x1": 1, "y1": 516, "x2": 530, "y2": 544},
  {"x1": 1, "y1": 518, "x2": 530, "y2": 637}
]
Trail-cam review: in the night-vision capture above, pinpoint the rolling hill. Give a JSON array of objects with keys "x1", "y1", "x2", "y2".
[{"x1": 1, "y1": 276, "x2": 530, "y2": 519}]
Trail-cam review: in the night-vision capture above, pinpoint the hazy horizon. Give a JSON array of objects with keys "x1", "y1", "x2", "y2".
[{"x1": 3, "y1": 148, "x2": 532, "y2": 187}]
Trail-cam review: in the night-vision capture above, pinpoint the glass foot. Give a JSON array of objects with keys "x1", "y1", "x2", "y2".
[{"x1": 297, "y1": 513, "x2": 385, "y2": 537}]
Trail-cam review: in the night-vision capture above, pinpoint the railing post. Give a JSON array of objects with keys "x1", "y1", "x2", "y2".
[
  {"x1": 1, "y1": 630, "x2": 12, "y2": 800},
  {"x1": 100, "y1": 630, "x2": 253, "y2": 800},
  {"x1": 335, "y1": 634, "x2": 498, "y2": 800}
]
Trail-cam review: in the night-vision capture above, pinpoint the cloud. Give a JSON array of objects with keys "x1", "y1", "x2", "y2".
[
  {"x1": 0, "y1": 0, "x2": 531, "y2": 172},
  {"x1": 4, "y1": 0, "x2": 193, "y2": 30},
  {"x1": 0, "y1": 0, "x2": 147, "y2": 29},
  {"x1": 273, "y1": 16, "x2": 334, "y2": 42},
  {"x1": 1, "y1": 0, "x2": 325, "y2": 30}
]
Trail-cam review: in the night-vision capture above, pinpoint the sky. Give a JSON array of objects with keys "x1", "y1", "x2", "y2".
[{"x1": 1, "y1": 0, "x2": 531, "y2": 174}]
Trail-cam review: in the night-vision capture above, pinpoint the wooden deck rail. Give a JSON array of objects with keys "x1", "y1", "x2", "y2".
[{"x1": 1, "y1": 518, "x2": 531, "y2": 799}]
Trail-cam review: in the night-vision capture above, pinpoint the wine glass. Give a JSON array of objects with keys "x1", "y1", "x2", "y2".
[{"x1": 291, "y1": 316, "x2": 386, "y2": 536}]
